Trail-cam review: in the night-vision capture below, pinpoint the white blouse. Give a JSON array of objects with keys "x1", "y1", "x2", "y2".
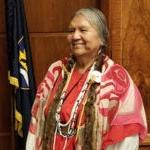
[{"x1": 106, "y1": 134, "x2": 139, "y2": 150}]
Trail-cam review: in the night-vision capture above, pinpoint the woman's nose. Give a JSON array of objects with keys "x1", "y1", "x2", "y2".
[{"x1": 72, "y1": 30, "x2": 81, "y2": 40}]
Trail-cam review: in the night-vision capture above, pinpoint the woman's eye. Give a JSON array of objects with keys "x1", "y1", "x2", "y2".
[
  {"x1": 80, "y1": 29, "x2": 87, "y2": 32},
  {"x1": 68, "y1": 29, "x2": 74, "y2": 33}
]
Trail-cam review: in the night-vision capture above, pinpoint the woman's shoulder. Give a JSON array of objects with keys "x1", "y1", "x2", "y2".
[
  {"x1": 35, "y1": 58, "x2": 68, "y2": 99},
  {"x1": 104, "y1": 56, "x2": 129, "y2": 77},
  {"x1": 47, "y1": 57, "x2": 68, "y2": 73},
  {"x1": 109, "y1": 63, "x2": 130, "y2": 85},
  {"x1": 104, "y1": 57, "x2": 130, "y2": 95}
]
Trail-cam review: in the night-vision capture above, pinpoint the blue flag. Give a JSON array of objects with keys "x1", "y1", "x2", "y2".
[{"x1": 5, "y1": 0, "x2": 36, "y2": 148}]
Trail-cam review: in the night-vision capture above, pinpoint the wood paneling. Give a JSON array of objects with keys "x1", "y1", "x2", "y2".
[
  {"x1": 0, "y1": 36, "x2": 11, "y2": 131},
  {"x1": 0, "y1": 0, "x2": 5, "y2": 32},
  {"x1": 0, "y1": 35, "x2": 12, "y2": 148},
  {"x1": 121, "y1": 0, "x2": 150, "y2": 132},
  {"x1": 99, "y1": 0, "x2": 109, "y2": 26},
  {"x1": 0, "y1": 0, "x2": 12, "y2": 147},
  {"x1": 107, "y1": 0, "x2": 150, "y2": 148},
  {"x1": 140, "y1": 147, "x2": 150, "y2": 150},
  {"x1": 0, "y1": 134, "x2": 12, "y2": 150},
  {"x1": 99, "y1": 0, "x2": 112, "y2": 57},
  {"x1": 24, "y1": 0, "x2": 98, "y2": 32},
  {"x1": 30, "y1": 33, "x2": 70, "y2": 85},
  {"x1": 109, "y1": 0, "x2": 122, "y2": 64}
]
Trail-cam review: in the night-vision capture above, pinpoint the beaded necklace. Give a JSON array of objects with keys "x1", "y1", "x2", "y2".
[
  {"x1": 52, "y1": 63, "x2": 93, "y2": 150},
  {"x1": 53, "y1": 62, "x2": 102, "y2": 150}
]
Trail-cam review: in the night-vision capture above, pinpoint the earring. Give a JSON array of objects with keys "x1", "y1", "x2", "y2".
[{"x1": 98, "y1": 49, "x2": 102, "y2": 55}]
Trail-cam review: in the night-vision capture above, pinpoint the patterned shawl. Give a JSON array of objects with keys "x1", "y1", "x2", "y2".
[{"x1": 26, "y1": 56, "x2": 147, "y2": 150}]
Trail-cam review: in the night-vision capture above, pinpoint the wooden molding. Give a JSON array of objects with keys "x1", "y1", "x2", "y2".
[{"x1": 140, "y1": 134, "x2": 150, "y2": 146}]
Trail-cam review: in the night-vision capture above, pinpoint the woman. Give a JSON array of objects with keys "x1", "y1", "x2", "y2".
[{"x1": 26, "y1": 8, "x2": 147, "y2": 150}]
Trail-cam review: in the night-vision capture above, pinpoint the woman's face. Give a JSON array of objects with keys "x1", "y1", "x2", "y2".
[{"x1": 67, "y1": 14, "x2": 103, "y2": 58}]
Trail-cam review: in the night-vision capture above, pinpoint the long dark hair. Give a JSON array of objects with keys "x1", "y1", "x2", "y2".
[
  {"x1": 42, "y1": 56, "x2": 75, "y2": 150},
  {"x1": 83, "y1": 49, "x2": 105, "y2": 150}
]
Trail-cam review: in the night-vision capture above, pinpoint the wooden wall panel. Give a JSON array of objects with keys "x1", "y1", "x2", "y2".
[
  {"x1": 0, "y1": 135, "x2": 12, "y2": 150},
  {"x1": 140, "y1": 147, "x2": 150, "y2": 150},
  {"x1": 30, "y1": 34, "x2": 69, "y2": 85},
  {"x1": 99, "y1": 0, "x2": 112, "y2": 57},
  {"x1": 0, "y1": 36, "x2": 12, "y2": 149},
  {"x1": 109, "y1": 0, "x2": 122, "y2": 64},
  {"x1": 107, "y1": 0, "x2": 150, "y2": 148},
  {"x1": 0, "y1": 0, "x2": 5, "y2": 32},
  {"x1": 0, "y1": 0, "x2": 12, "y2": 147},
  {"x1": 24, "y1": 0, "x2": 98, "y2": 32},
  {"x1": 121, "y1": 0, "x2": 150, "y2": 132},
  {"x1": 99, "y1": 0, "x2": 109, "y2": 20}
]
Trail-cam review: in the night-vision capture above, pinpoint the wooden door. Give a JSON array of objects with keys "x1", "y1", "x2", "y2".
[{"x1": 100, "y1": 0, "x2": 150, "y2": 149}]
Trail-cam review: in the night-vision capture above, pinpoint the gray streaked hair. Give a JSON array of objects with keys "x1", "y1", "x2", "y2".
[{"x1": 74, "y1": 8, "x2": 109, "y2": 48}]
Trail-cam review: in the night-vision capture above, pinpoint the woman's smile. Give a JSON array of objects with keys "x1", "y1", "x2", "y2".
[{"x1": 72, "y1": 41, "x2": 85, "y2": 48}]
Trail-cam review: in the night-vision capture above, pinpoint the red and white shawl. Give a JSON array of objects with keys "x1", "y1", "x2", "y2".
[{"x1": 26, "y1": 56, "x2": 147, "y2": 150}]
